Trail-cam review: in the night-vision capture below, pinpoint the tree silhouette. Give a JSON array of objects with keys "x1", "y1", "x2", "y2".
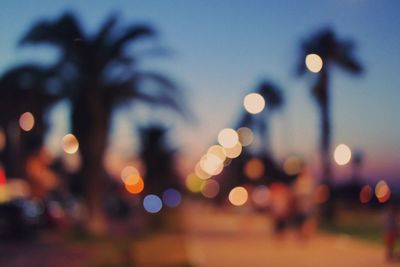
[
  {"x1": 0, "y1": 65, "x2": 60, "y2": 177},
  {"x1": 20, "y1": 12, "x2": 185, "y2": 233},
  {"x1": 298, "y1": 29, "x2": 362, "y2": 186},
  {"x1": 237, "y1": 81, "x2": 284, "y2": 154},
  {"x1": 298, "y1": 29, "x2": 363, "y2": 220},
  {"x1": 139, "y1": 125, "x2": 181, "y2": 196},
  {"x1": 217, "y1": 80, "x2": 287, "y2": 199}
]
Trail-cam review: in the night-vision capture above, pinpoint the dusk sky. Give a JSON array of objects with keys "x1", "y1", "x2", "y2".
[{"x1": 1, "y1": 0, "x2": 399, "y2": 184}]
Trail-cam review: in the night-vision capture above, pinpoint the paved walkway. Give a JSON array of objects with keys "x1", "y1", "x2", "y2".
[
  {"x1": 180, "y1": 200, "x2": 395, "y2": 267},
  {"x1": 1, "y1": 200, "x2": 396, "y2": 267}
]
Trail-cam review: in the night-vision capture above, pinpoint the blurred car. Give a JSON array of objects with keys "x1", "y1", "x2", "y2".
[
  {"x1": 0, "y1": 178, "x2": 41, "y2": 239},
  {"x1": 0, "y1": 198, "x2": 42, "y2": 239}
]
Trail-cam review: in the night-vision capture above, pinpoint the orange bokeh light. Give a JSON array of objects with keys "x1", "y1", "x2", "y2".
[
  {"x1": 62, "y1": 134, "x2": 79, "y2": 154},
  {"x1": 244, "y1": 158, "x2": 264, "y2": 180},
  {"x1": 125, "y1": 176, "x2": 144, "y2": 194},
  {"x1": 375, "y1": 180, "x2": 391, "y2": 203},
  {"x1": 228, "y1": 186, "x2": 248, "y2": 206},
  {"x1": 359, "y1": 185, "x2": 373, "y2": 204}
]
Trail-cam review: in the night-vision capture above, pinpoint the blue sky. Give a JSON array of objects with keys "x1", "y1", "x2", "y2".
[{"x1": 1, "y1": 0, "x2": 399, "y2": 183}]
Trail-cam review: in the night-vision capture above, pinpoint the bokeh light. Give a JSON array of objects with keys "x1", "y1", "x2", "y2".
[
  {"x1": 251, "y1": 185, "x2": 270, "y2": 208},
  {"x1": 283, "y1": 156, "x2": 302, "y2": 175},
  {"x1": 218, "y1": 128, "x2": 239, "y2": 148},
  {"x1": 244, "y1": 158, "x2": 264, "y2": 180},
  {"x1": 228, "y1": 186, "x2": 248, "y2": 206},
  {"x1": 121, "y1": 166, "x2": 140, "y2": 183},
  {"x1": 359, "y1": 185, "x2": 373, "y2": 204},
  {"x1": 143, "y1": 194, "x2": 162, "y2": 213},
  {"x1": 200, "y1": 154, "x2": 224, "y2": 176},
  {"x1": 207, "y1": 145, "x2": 226, "y2": 162},
  {"x1": 334, "y1": 144, "x2": 352, "y2": 166},
  {"x1": 243, "y1": 93, "x2": 265, "y2": 114},
  {"x1": 185, "y1": 173, "x2": 205, "y2": 193},
  {"x1": 62, "y1": 134, "x2": 79, "y2": 154},
  {"x1": 201, "y1": 179, "x2": 220, "y2": 198},
  {"x1": 125, "y1": 176, "x2": 144, "y2": 194},
  {"x1": 195, "y1": 162, "x2": 212, "y2": 180},
  {"x1": 305, "y1": 53, "x2": 323, "y2": 73},
  {"x1": 315, "y1": 184, "x2": 330, "y2": 204},
  {"x1": 375, "y1": 180, "x2": 391, "y2": 203},
  {"x1": 124, "y1": 174, "x2": 141, "y2": 186},
  {"x1": 19, "y1": 112, "x2": 35, "y2": 132},
  {"x1": 162, "y1": 188, "x2": 182, "y2": 208},
  {"x1": 223, "y1": 142, "x2": 242, "y2": 159},
  {"x1": 237, "y1": 127, "x2": 254, "y2": 146}
]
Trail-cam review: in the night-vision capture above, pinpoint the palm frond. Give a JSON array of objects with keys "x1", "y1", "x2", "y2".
[
  {"x1": 94, "y1": 13, "x2": 119, "y2": 46},
  {"x1": 106, "y1": 25, "x2": 155, "y2": 61},
  {"x1": 20, "y1": 12, "x2": 83, "y2": 54}
]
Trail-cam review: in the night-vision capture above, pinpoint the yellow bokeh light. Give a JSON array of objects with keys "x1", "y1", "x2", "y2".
[
  {"x1": 283, "y1": 156, "x2": 302, "y2": 175},
  {"x1": 185, "y1": 173, "x2": 205, "y2": 193},
  {"x1": 375, "y1": 180, "x2": 391, "y2": 203},
  {"x1": 243, "y1": 93, "x2": 265, "y2": 114},
  {"x1": 237, "y1": 127, "x2": 254, "y2": 146},
  {"x1": 305, "y1": 53, "x2": 323, "y2": 73},
  {"x1": 201, "y1": 179, "x2": 220, "y2": 198},
  {"x1": 61, "y1": 134, "x2": 79, "y2": 154},
  {"x1": 218, "y1": 128, "x2": 239, "y2": 148},
  {"x1": 228, "y1": 186, "x2": 248, "y2": 206},
  {"x1": 334, "y1": 144, "x2": 352, "y2": 166},
  {"x1": 244, "y1": 158, "x2": 264, "y2": 180},
  {"x1": 19, "y1": 112, "x2": 35, "y2": 132}
]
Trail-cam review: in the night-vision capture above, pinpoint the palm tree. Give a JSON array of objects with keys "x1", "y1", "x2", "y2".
[
  {"x1": 138, "y1": 125, "x2": 181, "y2": 196},
  {"x1": 298, "y1": 29, "x2": 362, "y2": 186},
  {"x1": 20, "y1": 12, "x2": 185, "y2": 233},
  {"x1": 237, "y1": 81, "x2": 283, "y2": 154},
  {"x1": 0, "y1": 65, "x2": 60, "y2": 177}
]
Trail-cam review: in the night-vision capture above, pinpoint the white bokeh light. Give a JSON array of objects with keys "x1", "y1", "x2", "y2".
[{"x1": 243, "y1": 93, "x2": 265, "y2": 114}]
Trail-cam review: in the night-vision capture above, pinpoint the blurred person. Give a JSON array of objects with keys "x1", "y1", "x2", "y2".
[
  {"x1": 25, "y1": 148, "x2": 59, "y2": 199},
  {"x1": 25, "y1": 147, "x2": 68, "y2": 228},
  {"x1": 292, "y1": 166, "x2": 315, "y2": 239},
  {"x1": 384, "y1": 202, "x2": 399, "y2": 261},
  {"x1": 269, "y1": 182, "x2": 294, "y2": 237}
]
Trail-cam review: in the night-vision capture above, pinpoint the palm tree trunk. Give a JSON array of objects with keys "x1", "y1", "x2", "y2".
[
  {"x1": 317, "y1": 69, "x2": 335, "y2": 220},
  {"x1": 72, "y1": 93, "x2": 110, "y2": 235},
  {"x1": 3, "y1": 123, "x2": 23, "y2": 178},
  {"x1": 261, "y1": 112, "x2": 271, "y2": 155},
  {"x1": 320, "y1": 98, "x2": 332, "y2": 185}
]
